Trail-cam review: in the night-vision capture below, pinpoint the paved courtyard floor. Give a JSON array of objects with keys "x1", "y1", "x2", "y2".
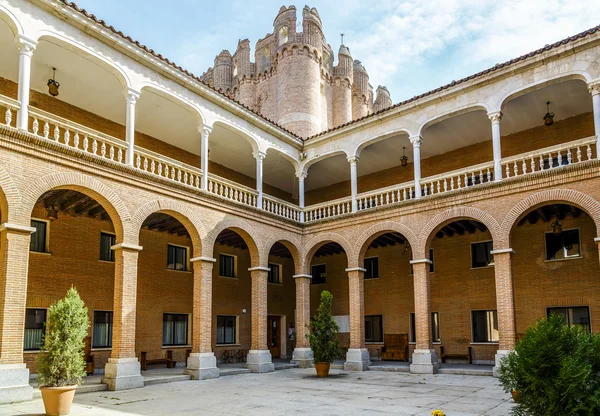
[{"x1": 0, "y1": 368, "x2": 515, "y2": 415}]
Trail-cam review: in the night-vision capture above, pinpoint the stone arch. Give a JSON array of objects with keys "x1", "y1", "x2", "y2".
[
  {"x1": 499, "y1": 188, "x2": 600, "y2": 249},
  {"x1": 415, "y1": 206, "x2": 501, "y2": 258},
  {"x1": 301, "y1": 149, "x2": 351, "y2": 173},
  {"x1": 261, "y1": 233, "x2": 303, "y2": 275},
  {"x1": 353, "y1": 220, "x2": 419, "y2": 266},
  {"x1": 204, "y1": 217, "x2": 262, "y2": 267},
  {"x1": 264, "y1": 145, "x2": 301, "y2": 171},
  {"x1": 0, "y1": 5, "x2": 24, "y2": 36},
  {"x1": 21, "y1": 173, "x2": 131, "y2": 243},
  {"x1": 212, "y1": 119, "x2": 260, "y2": 154},
  {"x1": 131, "y1": 199, "x2": 206, "y2": 257},
  {"x1": 353, "y1": 128, "x2": 413, "y2": 159},
  {"x1": 138, "y1": 83, "x2": 206, "y2": 126},
  {"x1": 417, "y1": 103, "x2": 491, "y2": 137},
  {"x1": 0, "y1": 163, "x2": 21, "y2": 224},
  {"x1": 302, "y1": 232, "x2": 353, "y2": 273}
]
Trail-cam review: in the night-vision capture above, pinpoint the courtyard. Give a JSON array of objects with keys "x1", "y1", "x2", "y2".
[{"x1": 0, "y1": 369, "x2": 514, "y2": 415}]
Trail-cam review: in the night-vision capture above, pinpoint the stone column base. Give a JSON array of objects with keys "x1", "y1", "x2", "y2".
[
  {"x1": 185, "y1": 352, "x2": 219, "y2": 380},
  {"x1": 246, "y1": 350, "x2": 274, "y2": 373},
  {"x1": 102, "y1": 358, "x2": 144, "y2": 391},
  {"x1": 410, "y1": 349, "x2": 440, "y2": 374},
  {"x1": 493, "y1": 349, "x2": 512, "y2": 378},
  {"x1": 291, "y1": 348, "x2": 314, "y2": 368},
  {"x1": 344, "y1": 348, "x2": 370, "y2": 371},
  {"x1": 0, "y1": 364, "x2": 33, "y2": 404}
]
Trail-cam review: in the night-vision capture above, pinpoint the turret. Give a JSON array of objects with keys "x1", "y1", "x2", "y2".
[
  {"x1": 233, "y1": 39, "x2": 253, "y2": 79},
  {"x1": 373, "y1": 85, "x2": 392, "y2": 112},
  {"x1": 332, "y1": 44, "x2": 353, "y2": 127},
  {"x1": 213, "y1": 50, "x2": 234, "y2": 92},
  {"x1": 274, "y1": 6, "x2": 297, "y2": 47},
  {"x1": 301, "y1": 6, "x2": 323, "y2": 49},
  {"x1": 352, "y1": 60, "x2": 369, "y2": 120}
]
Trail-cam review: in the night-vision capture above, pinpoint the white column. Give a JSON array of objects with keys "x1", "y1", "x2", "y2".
[
  {"x1": 590, "y1": 83, "x2": 600, "y2": 158},
  {"x1": 348, "y1": 156, "x2": 359, "y2": 212},
  {"x1": 410, "y1": 136, "x2": 422, "y2": 198},
  {"x1": 296, "y1": 170, "x2": 307, "y2": 222},
  {"x1": 254, "y1": 150, "x2": 266, "y2": 208},
  {"x1": 489, "y1": 111, "x2": 503, "y2": 181},
  {"x1": 15, "y1": 36, "x2": 37, "y2": 131},
  {"x1": 200, "y1": 125, "x2": 212, "y2": 190},
  {"x1": 124, "y1": 88, "x2": 140, "y2": 167}
]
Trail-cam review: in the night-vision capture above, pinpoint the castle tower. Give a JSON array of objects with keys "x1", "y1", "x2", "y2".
[
  {"x1": 275, "y1": 6, "x2": 324, "y2": 138},
  {"x1": 373, "y1": 85, "x2": 392, "y2": 112},
  {"x1": 352, "y1": 60, "x2": 370, "y2": 120},
  {"x1": 213, "y1": 50, "x2": 234, "y2": 93},
  {"x1": 332, "y1": 44, "x2": 353, "y2": 127},
  {"x1": 234, "y1": 39, "x2": 256, "y2": 109}
]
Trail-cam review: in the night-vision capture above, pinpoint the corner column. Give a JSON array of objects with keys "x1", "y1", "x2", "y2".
[
  {"x1": 344, "y1": 267, "x2": 370, "y2": 371},
  {"x1": 0, "y1": 223, "x2": 35, "y2": 403},
  {"x1": 491, "y1": 248, "x2": 517, "y2": 377},
  {"x1": 409, "y1": 259, "x2": 439, "y2": 374},
  {"x1": 589, "y1": 82, "x2": 600, "y2": 157},
  {"x1": 296, "y1": 171, "x2": 307, "y2": 222},
  {"x1": 200, "y1": 125, "x2": 212, "y2": 190},
  {"x1": 254, "y1": 151, "x2": 266, "y2": 209},
  {"x1": 410, "y1": 136, "x2": 423, "y2": 198},
  {"x1": 348, "y1": 156, "x2": 359, "y2": 212},
  {"x1": 15, "y1": 36, "x2": 37, "y2": 131},
  {"x1": 291, "y1": 274, "x2": 313, "y2": 367},
  {"x1": 247, "y1": 266, "x2": 274, "y2": 373},
  {"x1": 186, "y1": 257, "x2": 219, "y2": 380},
  {"x1": 102, "y1": 243, "x2": 144, "y2": 390},
  {"x1": 488, "y1": 112, "x2": 503, "y2": 181},
  {"x1": 124, "y1": 89, "x2": 140, "y2": 167}
]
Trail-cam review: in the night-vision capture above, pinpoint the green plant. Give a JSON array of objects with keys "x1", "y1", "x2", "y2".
[
  {"x1": 37, "y1": 287, "x2": 90, "y2": 387},
  {"x1": 499, "y1": 314, "x2": 600, "y2": 416},
  {"x1": 307, "y1": 290, "x2": 340, "y2": 363}
]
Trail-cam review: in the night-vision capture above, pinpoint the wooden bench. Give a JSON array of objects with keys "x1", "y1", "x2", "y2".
[
  {"x1": 439, "y1": 346, "x2": 472, "y2": 364},
  {"x1": 381, "y1": 334, "x2": 409, "y2": 362},
  {"x1": 140, "y1": 350, "x2": 174, "y2": 371}
]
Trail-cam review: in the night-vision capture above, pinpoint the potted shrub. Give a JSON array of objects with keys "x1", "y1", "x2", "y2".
[
  {"x1": 307, "y1": 290, "x2": 340, "y2": 377},
  {"x1": 499, "y1": 314, "x2": 600, "y2": 415},
  {"x1": 37, "y1": 288, "x2": 90, "y2": 416}
]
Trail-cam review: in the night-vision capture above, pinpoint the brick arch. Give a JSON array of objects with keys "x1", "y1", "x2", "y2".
[
  {"x1": 353, "y1": 221, "x2": 419, "y2": 266},
  {"x1": 131, "y1": 199, "x2": 206, "y2": 257},
  {"x1": 21, "y1": 173, "x2": 131, "y2": 243},
  {"x1": 203, "y1": 217, "x2": 261, "y2": 267},
  {"x1": 499, "y1": 189, "x2": 600, "y2": 249},
  {"x1": 416, "y1": 206, "x2": 501, "y2": 258},
  {"x1": 302, "y1": 232, "x2": 352, "y2": 274},
  {"x1": 0, "y1": 163, "x2": 21, "y2": 224},
  {"x1": 261, "y1": 234, "x2": 303, "y2": 276}
]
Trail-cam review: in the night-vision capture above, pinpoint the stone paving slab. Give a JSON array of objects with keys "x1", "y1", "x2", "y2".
[{"x1": 0, "y1": 368, "x2": 515, "y2": 415}]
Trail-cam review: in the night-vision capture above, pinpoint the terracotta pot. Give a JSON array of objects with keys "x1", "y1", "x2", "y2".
[
  {"x1": 511, "y1": 390, "x2": 520, "y2": 403},
  {"x1": 315, "y1": 362, "x2": 331, "y2": 377},
  {"x1": 40, "y1": 385, "x2": 77, "y2": 416}
]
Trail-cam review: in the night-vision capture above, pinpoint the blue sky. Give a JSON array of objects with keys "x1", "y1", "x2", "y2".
[{"x1": 74, "y1": 0, "x2": 600, "y2": 102}]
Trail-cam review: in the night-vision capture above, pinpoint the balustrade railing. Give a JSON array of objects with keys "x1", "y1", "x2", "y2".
[
  {"x1": 305, "y1": 197, "x2": 352, "y2": 222},
  {"x1": 357, "y1": 182, "x2": 415, "y2": 211},
  {"x1": 207, "y1": 175, "x2": 258, "y2": 208},
  {"x1": 134, "y1": 147, "x2": 203, "y2": 190},
  {"x1": 0, "y1": 96, "x2": 19, "y2": 128},
  {"x1": 421, "y1": 162, "x2": 495, "y2": 197},
  {"x1": 263, "y1": 195, "x2": 302, "y2": 221}
]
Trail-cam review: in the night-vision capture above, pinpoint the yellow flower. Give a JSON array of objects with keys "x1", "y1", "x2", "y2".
[{"x1": 431, "y1": 411, "x2": 445, "y2": 416}]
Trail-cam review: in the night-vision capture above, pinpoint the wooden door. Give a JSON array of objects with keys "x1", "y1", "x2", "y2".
[{"x1": 267, "y1": 316, "x2": 281, "y2": 359}]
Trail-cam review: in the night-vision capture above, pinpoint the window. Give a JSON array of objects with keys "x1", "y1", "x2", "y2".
[
  {"x1": 162, "y1": 313, "x2": 188, "y2": 346},
  {"x1": 99, "y1": 232, "x2": 115, "y2": 262},
  {"x1": 219, "y1": 254, "x2": 236, "y2": 277},
  {"x1": 30, "y1": 220, "x2": 47, "y2": 253},
  {"x1": 409, "y1": 312, "x2": 440, "y2": 343},
  {"x1": 92, "y1": 311, "x2": 113, "y2": 348},
  {"x1": 167, "y1": 245, "x2": 188, "y2": 271},
  {"x1": 429, "y1": 249, "x2": 435, "y2": 273},
  {"x1": 472, "y1": 310, "x2": 499, "y2": 343},
  {"x1": 365, "y1": 315, "x2": 383, "y2": 342},
  {"x1": 547, "y1": 306, "x2": 590, "y2": 332},
  {"x1": 217, "y1": 315, "x2": 237, "y2": 344},
  {"x1": 545, "y1": 229, "x2": 580, "y2": 260},
  {"x1": 311, "y1": 264, "x2": 326, "y2": 284},
  {"x1": 24, "y1": 308, "x2": 46, "y2": 351},
  {"x1": 471, "y1": 241, "x2": 494, "y2": 268},
  {"x1": 268, "y1": 263, "x2": 281, "y2": 284},
  {"x1": 365, "y1": 257, "x2": 379, "y2": 279}
]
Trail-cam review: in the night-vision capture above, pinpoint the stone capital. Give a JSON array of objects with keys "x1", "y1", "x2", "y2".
[
  {"x1": 409, "y1": 135, "x2": 422, "y2": 147},
  {"x1": 123, "y1": 88, "x2": 141, "y2": 104},
  {"x1": 409, "y1": 258, "x2": 432, "y2": 265},
  {"x1": 292, "y1": 274, "x2": 312, "y2": 279},
  {"x1": 198, "y1": 124, "x2": 213, "y2": 136},
  {"x1": 594, "y1": 237, "x2": 600, "y2": 243},
  {"x1": 345, "y1": 267, "x2": 367, "y2": 272},
  {"x1": 14, "y1": 35, "x2": 37, "y2": 56},
  {"x1": 347, "y1": 155, "x2": 359, "y2": 165},
  {"x1": 0, "y1": 223, "x2": 36, "y2": 234},
  {"x1": 588, "y1": 81, "x2": 600, "y2": 96},
  {"x1": 190, "y1": 256, "x2": 216, "y2": 263},
  {"x1": 248, "y1": 266, "x2": 270, "y2": 272},
  {"x1": 295, "y1": 170, "x2": 308, "y2": 180},
  {"x1": 490, "y1": 248, "x2": 515, "y2": 255},
  {"x1": 488, "y1": 111, "x2": 502, "y2": 123},
  {"x1": 253, "y1": 150, "x2": 267, "y2": 161},
  {"x1": 110, "y1": 243, "x2": 143, "y2": 252}
]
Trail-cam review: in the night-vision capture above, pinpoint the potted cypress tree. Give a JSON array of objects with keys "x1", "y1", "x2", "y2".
[
  {"x1": 307, "y1": 290, "x2": 340, "y2": 377},
  {"x1": 37, "y1": 288, "x2": 89, "y2": 416}
]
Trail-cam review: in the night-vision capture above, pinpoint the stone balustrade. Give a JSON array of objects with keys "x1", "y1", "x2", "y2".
[{"x1": 0, "y1": 96, "x2": 19, "y2": 128}]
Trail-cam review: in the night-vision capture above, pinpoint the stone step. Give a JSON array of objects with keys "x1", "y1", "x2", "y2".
[
  {"x1": 438, "y1": 366, "x2": 493, "y2": 376},
  {"x1": 32, "y1": 382, "x2": 108, "y2": 399},
  {"x1": 143, "y1": 374, "x2": 192, "y2": 385},
  {"x1": 219, "y1": 368, "x2": 252, "y2": 377},
  {"x1": 368, "y1": 365, "x2": 410, "y2": 373},
  {"x1": 274, "y1": 363, "x2": 298, "y2": 371}
]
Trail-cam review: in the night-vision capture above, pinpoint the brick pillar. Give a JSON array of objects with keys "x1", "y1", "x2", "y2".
[
  {"x1": 409, "y1": 259, "x2": 439, "y2": 374},
  {"x1": 186, "y1": 257, "x2": 219, "y2": 380},
  {"x1": 291, "y1": 274, "x2": 313, "y2": 368},
  {"x1": 491, "y1": 248, "x2": 517, "y2": 377},
  {"x1": 102, "y1": 243, "x2": 144, "y2": 390},
  {"x1": 247, "y1": 267, "x2": 274, "y2": 373},
  {"x1": 344, "y1": 268, "x2": 370, "y2": 371},
  {"x1": 0, "y1": 223, "x2": 34, "y2": 403}
]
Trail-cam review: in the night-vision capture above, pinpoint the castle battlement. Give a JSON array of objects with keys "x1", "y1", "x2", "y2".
[{"x1": 200, "y1": 4, "x2": 392, "y2": 138}]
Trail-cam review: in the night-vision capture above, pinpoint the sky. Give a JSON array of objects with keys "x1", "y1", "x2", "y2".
[{"x1": 73, "y1": 0, "x2": 600, "y2": 102}]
